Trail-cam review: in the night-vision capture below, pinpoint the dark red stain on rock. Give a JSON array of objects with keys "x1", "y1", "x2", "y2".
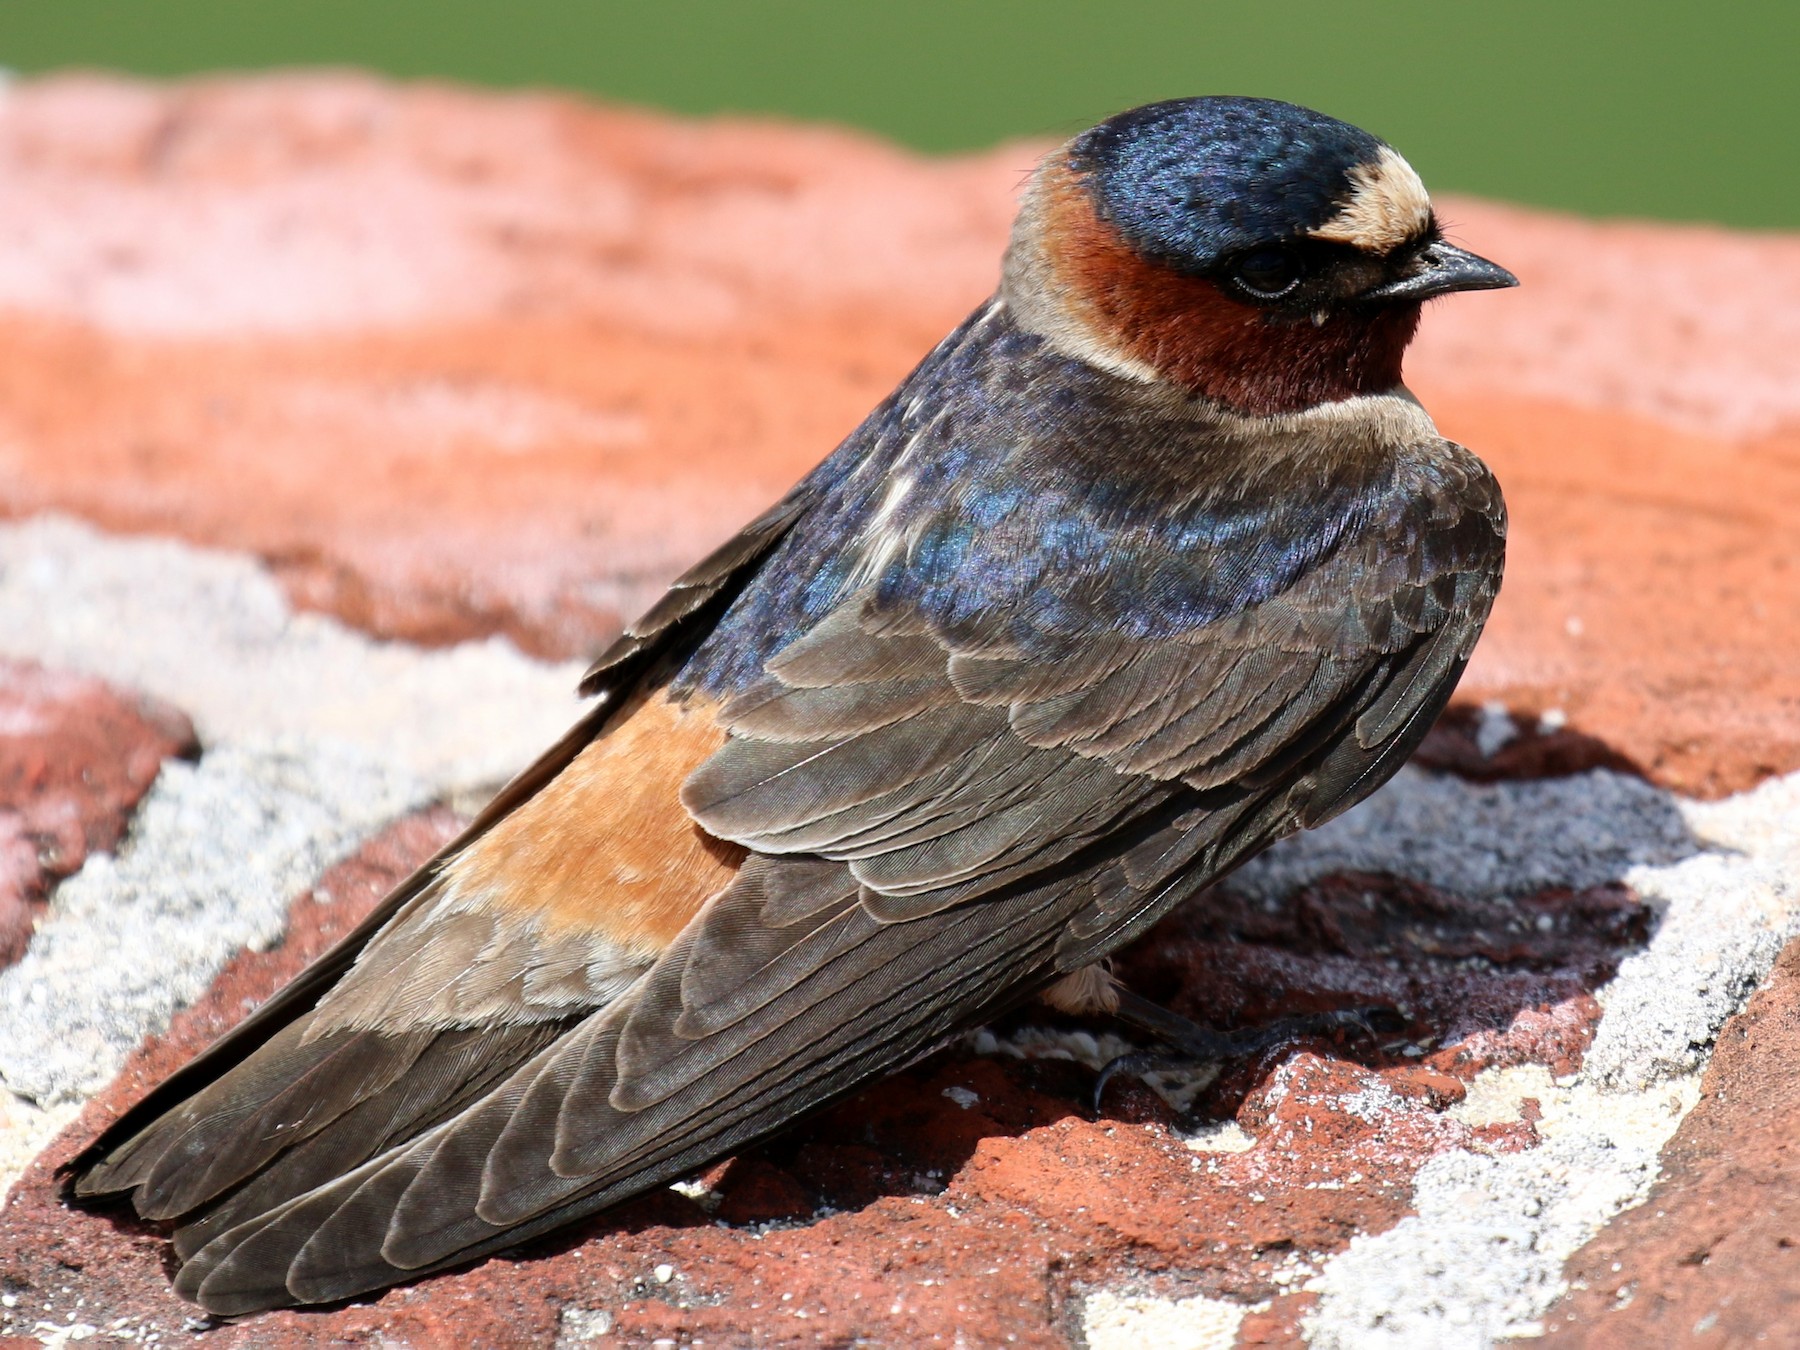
[
  {"x1": 2, "y1": 823, "x2": 1646, "y2": 1347},
  {"x1": 1537, "y1": 936, "x2": 1800, "y2": 1347},
  {"x1": 0, "y1": 660, "x2": 196, "y2": 968}
]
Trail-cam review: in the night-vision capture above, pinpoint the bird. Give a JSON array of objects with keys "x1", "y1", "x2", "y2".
[{"x1": 66, "y1": 95, "x2": 1514, "y2": 1313}]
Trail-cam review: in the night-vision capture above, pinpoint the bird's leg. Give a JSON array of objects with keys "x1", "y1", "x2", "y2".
[{"x1": 1091, "y1": 989, "x2": 1404, "y2": 1113}]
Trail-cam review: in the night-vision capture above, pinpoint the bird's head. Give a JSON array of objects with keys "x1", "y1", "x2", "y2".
[{"x1": 1003, "y1": 96, "x2": 1517, "y2": 417}]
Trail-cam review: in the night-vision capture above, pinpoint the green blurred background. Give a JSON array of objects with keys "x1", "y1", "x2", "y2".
[{"x1": 2, "y1": 0, "x2": 1794, "y2": 228}]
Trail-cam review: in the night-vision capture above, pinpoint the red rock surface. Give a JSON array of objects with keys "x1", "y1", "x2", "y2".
[
  {"x1": 1434, "y1": 395, "x2": 1800, "y2": 798},
  {"x1": 0, "y1": 72, "x2": 1795, "y2": 1346},
  {"x1": 0, "y1": 72, "x2": 1021, "y2": 658},
  {"x1": 0, "y1": 73, "x2": 1791, "y2": 793},
  {"x1": 0, "y1": 661, "x2": 195, "y2": 966},
  {"x1": 2, "y1": 831, "x2": 1627, "y2": 1346},
  {"x1": 1537, "y1": 939, "x2": 1800, "y2": 1346}
]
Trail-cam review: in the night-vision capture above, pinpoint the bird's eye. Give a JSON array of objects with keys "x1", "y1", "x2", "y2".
[{"x1": 1231, "y1": 247, "x2": 1303, "y2": 299}]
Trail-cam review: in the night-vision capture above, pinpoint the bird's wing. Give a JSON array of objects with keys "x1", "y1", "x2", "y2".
[
  {"x1": 64, "y1": 494, "x2": 812, "y2": 1219},
  {"x1": 159, "y1": 441, "x2": 1502, "y2": 1313}
]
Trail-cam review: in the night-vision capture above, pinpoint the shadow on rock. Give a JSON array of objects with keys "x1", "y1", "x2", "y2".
[
  {"x1": 1112, "y1": 869, "x2": 1650, "y2": 1120},
  {"x1": 1413, "y1": 701, "x2": 1645, "y2": 784}
]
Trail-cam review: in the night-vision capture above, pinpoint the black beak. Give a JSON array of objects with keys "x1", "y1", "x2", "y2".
[{"x1": 1362, "y1": 238, "x2": 1518, "y2": 304}]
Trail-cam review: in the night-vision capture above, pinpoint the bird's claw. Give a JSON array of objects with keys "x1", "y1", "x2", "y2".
[{"x1": 1089, "y1": 1052, "x2": 1196, "y2": 1116}]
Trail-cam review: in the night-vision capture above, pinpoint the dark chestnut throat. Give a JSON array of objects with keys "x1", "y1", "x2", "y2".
[
  {"x1": 1140, "y1": 289, "x2": 1421, "y2": 418},
  {"x1": 1040, "y1": 168, "x2": 1420, "y2": 417}
]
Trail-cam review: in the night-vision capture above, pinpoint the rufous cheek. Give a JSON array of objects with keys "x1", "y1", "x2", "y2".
[{"x1": 1031, "y1": 160, "x2": 1415, "y2": 416}]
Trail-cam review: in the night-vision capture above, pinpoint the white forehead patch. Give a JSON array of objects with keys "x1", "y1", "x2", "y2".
[{"x1": 1309, "y1": 145, "x2": 1432, "y2": 253}]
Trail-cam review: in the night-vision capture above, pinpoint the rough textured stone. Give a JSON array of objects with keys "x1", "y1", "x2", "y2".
[
  {"x1": 0, "y1": 73, "x2": 1796, "y2": 1347},
  {"x1": 0, "y1": 661, "x2": 194, "y2": 968},
  {"x1": 1305, "y1": 1069, "x2": 1701, "y2": 1346},
  {"x1": 0, "y1": 738, "x2": 427, "y2": 1108},
  {"x1": 1434, "y1": 395, "x2": 1800, "y2": 799},
  {"x1": 9, "y1": 761, "x2": 1791, "y2": 1346},
  {"x1": 0, "y1": 72, "x2": 1023, "y2": 661},
  {"x1": 1295, "y1": 771, "x2": 1798, "y2": 1347},
  {"x1": 1537, "y1": 863, "x2": 1800, "y2": 1347},
  {"x1": 0, "y1": 810, "x2": 466, "y2": 1342},
  {"x1": 0, "y1": 516, "x2": 584, "y2": 801},
  {"x1": 0, "y1": 870, "x2": 1576, "y2": 1346},
  {"x1": 1083, "y1": 1288, "x2": 1249, "y2": 1349},
  {"x1": 0, "y1": 74, "x2": 1791, "y2": 795}
]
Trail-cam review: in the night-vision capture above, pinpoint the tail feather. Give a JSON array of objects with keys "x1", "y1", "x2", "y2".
[
  {"x1": 77, "y1": 1023, "x2": 434, "y2": 1219},
  {"x1": 166, "y1": 1020, "x2": 571, "y2": 1261},
  {"x1": 154, "y1": 860, "x2": 1079, "y2": 1313}
]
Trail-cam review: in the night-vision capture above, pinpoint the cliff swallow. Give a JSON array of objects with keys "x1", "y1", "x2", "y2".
[{"x1": 68, "y1": 96, "x2": 1512, "y2": 1312}]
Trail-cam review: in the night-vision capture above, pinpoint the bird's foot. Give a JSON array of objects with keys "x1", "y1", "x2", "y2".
[{"x1": 1090, "y1": 989, "x2": 1404, "y2": 1113}]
